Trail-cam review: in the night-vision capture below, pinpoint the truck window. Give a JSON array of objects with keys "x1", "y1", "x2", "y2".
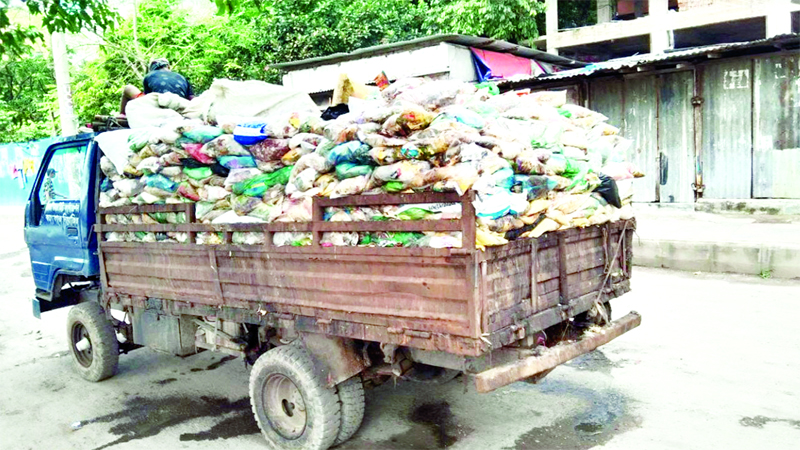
[{"x1": 38, "y1": 144, "x2": 88, "y2": 206}]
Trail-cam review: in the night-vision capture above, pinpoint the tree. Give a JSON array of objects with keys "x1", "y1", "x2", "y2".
[
  {"x1": 0, "y1": 52, "x2": 59, "y2": 142},
  {"x1": 1, "y1": 0, "x2": 117, "y2": 57},
  {"x1": 424, "y1": 0, "x2": 547, "y2": 42}
]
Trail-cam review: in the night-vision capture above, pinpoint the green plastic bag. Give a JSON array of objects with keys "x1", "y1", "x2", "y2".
[
  {"x1": 475, "y1": 82, "x2": 500, "y2": 96},
  {"x1": 335, "y1": 162, "x2": 373, "y2": 180},
  {"x1": 233, "y1": 165, "x2": 293, "y2": 197},
  {"x1": 183, "y1": 166, "x2": 213, "y2": 180},
  {"x1": 397, "y1": 207, "x2": 434, "y2": 221},
  {"x1": 384, "y1": 181, "x2": 406, "y2": 193}
]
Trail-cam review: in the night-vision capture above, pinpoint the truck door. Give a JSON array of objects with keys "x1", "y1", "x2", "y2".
[{"x1": 24, "y1": 137, "x2": 99, "y2": 294}]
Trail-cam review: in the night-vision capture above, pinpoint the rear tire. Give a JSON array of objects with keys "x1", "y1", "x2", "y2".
[
  {"x1": 250, "y1": 344, "x2": 341, "y2": 450},
  {"x1": 66, "y1": 302, "x2": 119, "y2": 382},
  {"x1": 334, "y1": 375, "x2": 365, "y2": 446}
]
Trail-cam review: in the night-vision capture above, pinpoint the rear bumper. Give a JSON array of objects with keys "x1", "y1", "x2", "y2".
[{"x1": 474, "y1": 312, "x2": 641, "y2": 393}]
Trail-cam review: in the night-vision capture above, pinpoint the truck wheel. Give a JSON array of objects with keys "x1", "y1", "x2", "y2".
[
  {"x1": 250, "y1": 344, "x2": 341, "y2": 450},
  {"x1": 66, "y1": 302, "x2": 119, "y2": 382},
  {"x1": 334, "y1": 375, "x2": 365, "y2": 446}
]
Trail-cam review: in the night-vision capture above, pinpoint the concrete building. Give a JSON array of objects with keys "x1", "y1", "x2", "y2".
[
  {"x1": 273, "y1": 34, "x2": 583, "y2": 107},
  {"x1": 541, "y1": 0, "x2": 800, "y2": 59},
  {"x1": 500, "y1": 34, "x2": 800, "y2": 204}
]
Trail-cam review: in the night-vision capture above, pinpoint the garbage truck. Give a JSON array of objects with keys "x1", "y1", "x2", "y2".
[{"x1": 24, "y1": 129, "x2": 640, "y2": 449}]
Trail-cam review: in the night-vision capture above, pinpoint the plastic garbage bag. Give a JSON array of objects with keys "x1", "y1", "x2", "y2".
[
  {"x1": 293, "y1": 153, "x2": 333, "y2": 176},
  {"x1": 233, "y1": 122, "x2": 269, "y2": 145},
  {"x1": 183, "y1": 125, "x2": 223, "y2": 144},
  {"x1": 248, "y1": 202, "x2": 281, "y2": 223},
  {"x1": 335, "y1": 162, "x2": 373, "y2": 180},
  {"x1": 144, "y1": 174, "x2": 178, "y2": 193},
  {"x1": 327, "y1": 141, "x2": 373, "y2": 166},
  {"x1": 201, "y1": 135, "x2": 250, "y2": 157},
  {"x1": 183, "y1": 166, "x2": 213, "y2": 180},
  {"x1": 178, "y1": 183, "x2": 201, "y2": 201},
  {"x1": 183, "y1": 143, "x2": 215, "y2": 164},
  {"x1": 136, "y1": 157, "x2": 162, "y2": 175},
  {"x1": 219, "y1": 155, "x2": 257, "y2": 169},
  {"x1": 113, "y1": 179, "x2": 144, "y2": 198},
  {"x1": 231, "y1": 194, "x2": 263, "y2": 215},
  {"x1": 249, "y1": 138, "x2": 290, "y2": 162},
  {"x1": 232, "y1": 165, "x2": 293, "y2": 196},
  {"x1": 332, "y1": 175, "x2": 369, "y2": 197},
  {"x1": 273, "y1": 232, "x2": 312, "y2": 247},
  {"x1": 595, "y1": 174, "x2": 622, "y2": 208}
]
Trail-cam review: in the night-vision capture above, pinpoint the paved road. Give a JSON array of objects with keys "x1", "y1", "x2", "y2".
[{"x1": 1, "y1": 238, "x2": 799, "y2": 450}]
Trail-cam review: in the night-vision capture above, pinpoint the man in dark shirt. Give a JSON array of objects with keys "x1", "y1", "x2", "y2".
[{"x1": 119, "y1": 58, "x2": 194, "y2": 116}]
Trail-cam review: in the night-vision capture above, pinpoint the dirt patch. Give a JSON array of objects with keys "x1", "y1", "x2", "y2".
[
  {"x1": 189, "y1": 355, "x2": 237, "y2": 373},
  {"x1": 79, "y1": 395, "x2": 258, "y2": 450},
  {"x1": 152, "y1": 378, "x2": 177, "y2": 386}
]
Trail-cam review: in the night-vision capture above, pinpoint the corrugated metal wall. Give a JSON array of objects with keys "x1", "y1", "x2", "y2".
[
  {"x1": 753, "y1": 53, "x2": 800, "y2": 199},
  {"x1": 579, "y1": 51, "x2": 800, "y2": 202}
]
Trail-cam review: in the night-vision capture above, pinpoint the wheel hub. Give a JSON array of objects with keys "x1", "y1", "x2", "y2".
[
  {"x1": 71, "y1": 323, "x2": 93, "y2": 367},
  {"x1": 263, "y1": 373, "x2": 307, "y2": 439}
]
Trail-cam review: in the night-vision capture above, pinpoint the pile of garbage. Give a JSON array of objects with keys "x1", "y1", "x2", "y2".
[{"x1": 98, "y1": 78, "x2": 641, "y2": 250}]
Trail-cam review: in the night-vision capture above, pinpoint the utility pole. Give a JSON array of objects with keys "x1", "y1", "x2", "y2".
[{"x1": 50, "y1": 31, "x2": 78, "y2": 136}]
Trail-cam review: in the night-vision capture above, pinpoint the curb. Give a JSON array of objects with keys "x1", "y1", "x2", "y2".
[{"x1": 633, "y1": 239, "x2": 800, "y2": 280}]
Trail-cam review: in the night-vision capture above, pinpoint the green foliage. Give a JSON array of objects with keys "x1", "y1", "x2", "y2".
[
  {"x1": 1, "y1": 0, "x2": 118, "y2": 57},
  {"x1": 424, "y1": 0, "x2": 546, "y2": 42},
  {"x1": 558, "y1": 0, "x2": 597, "y2": 29},
  {"x1": 0, "y1": 52, "x2": 58, "y2": 142}
]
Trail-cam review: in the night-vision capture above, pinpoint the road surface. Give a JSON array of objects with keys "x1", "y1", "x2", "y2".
[{"x1": 0, "y1": 234, "x2": 798, "y2": 449}]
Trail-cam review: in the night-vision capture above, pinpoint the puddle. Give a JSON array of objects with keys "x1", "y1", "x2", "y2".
[
  {"x1": 740, "y1": 415, "x2": 800, "y2": 430},
  {"x1": 508, "y1": 379, "x2": 640, "y2": 450},
  {"x1": 80, "y1": 395, "x2": 259, "y2": 450},
  {"x1": 362, "y1": 401, "x2": 472, "y2": 450}
]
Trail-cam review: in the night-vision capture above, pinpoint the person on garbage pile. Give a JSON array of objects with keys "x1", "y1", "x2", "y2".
[
  {"x1": 119, "y1": 58, "x2": 195, "y2": 116},
  {"x1": 42, "y1": 168, "x2": 65, "y2": 204}
]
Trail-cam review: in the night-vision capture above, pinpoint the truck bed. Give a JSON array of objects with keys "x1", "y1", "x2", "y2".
[{"x1": 96, "y1": 193, "x2": 634, "y2": 357}]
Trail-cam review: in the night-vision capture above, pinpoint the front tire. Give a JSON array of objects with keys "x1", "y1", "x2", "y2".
[
  {"x1": 250, "y1": 344, "x2": 341, "y2": 450},
  {"x1": 66, "y1": 302, "x2": 119, "y2": 382}
]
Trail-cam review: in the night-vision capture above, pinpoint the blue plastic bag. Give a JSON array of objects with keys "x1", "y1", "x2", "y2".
[{"x1": 233, "y1": 122, "x2": 269, "y2": 146}]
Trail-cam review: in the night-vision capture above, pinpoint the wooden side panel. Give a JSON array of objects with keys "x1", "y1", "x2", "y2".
[
  {"x1": 753, "y1": 54, "x2": 800, "y2": 199},
  {"x1": 701, "y1": 59, "x2": 753, "y2": 199},
  {"x1": 483, "y1": 220, "x2": 634, "y2": 333}
]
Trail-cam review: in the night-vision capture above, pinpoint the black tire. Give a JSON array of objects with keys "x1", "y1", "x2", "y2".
[
  {"x1": 334, "y1": 375, "x2": 365, "y2": 446},
  {"x1": 66, "y1": 302, "x2": 119, "y2": 382},
  {"x1": 250, "y1": 344, "x2": 341, "y2": 450}
]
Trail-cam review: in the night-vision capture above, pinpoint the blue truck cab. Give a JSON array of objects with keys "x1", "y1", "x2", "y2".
[{"x1": 24, "y1": 134, "x2": 101, "y2": 317}]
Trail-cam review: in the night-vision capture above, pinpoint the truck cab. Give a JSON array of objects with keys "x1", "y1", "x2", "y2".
[{"x1": 24, "y1": 134, "x2": 100, "y2": 317}]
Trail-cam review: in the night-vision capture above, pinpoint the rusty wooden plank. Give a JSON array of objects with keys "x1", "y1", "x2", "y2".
[
  {"x1": 474, "y1": 312, "x2": 642, "y2": 393},
  {"x1": 317, "y1": 192, "x2": 462, "y2": 207},
  {"x1": 557, "y1": 233, "x2": 569, "y2": 305},
  {"x1": 185, "y1": 203, "x2": 196, "y2": 244},
  {"x1": 462, "y1": 191, "x2": 476, "y2": 251},
  {"x1": 99, "y1": 203, "x2": 189, "y2": 214},
  {"x1": 208, "y1": 248, "x2": 224, "y2": 302}
]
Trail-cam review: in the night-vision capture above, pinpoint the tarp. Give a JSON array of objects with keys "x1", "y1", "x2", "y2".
[{"x1": 470, "y1": 48, "x2": 547, "y2": 82}]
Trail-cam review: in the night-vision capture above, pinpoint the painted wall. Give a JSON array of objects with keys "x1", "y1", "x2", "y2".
[{"x1": 0, "y1": 137, "x2": 67, "y2": 206}]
